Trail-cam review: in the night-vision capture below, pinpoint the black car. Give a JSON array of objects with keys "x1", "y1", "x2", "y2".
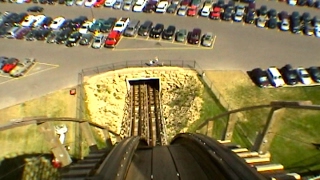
[
  {"x1": 2, "y1": 13, "x2": 19, "y2": 25},
  {"x1": 0, "y1": 25, "x2": 12, "y2": 38},
  {"x1": 60, "y1": 19, "x2": 74, "y2": 30},
  {"x1": 149, "y1": 23, "x2": 164, "y2": 38},
  {"x1": 27, "y1": 6, "x2": 44, "y2": 12},
  {"x1": 268, "y1": 18, "x2": 277, "y2": 29},
  {"x1": 216, "y1": 0, "x2": 224, "y2": 8},
  {"x1": 280, "y1": 64, "x2": 299, "y2": 85},
  {"x1": 25, "y1": 29, "x2": 38, "y2": 41},
  {"x1": 301, "y1": 12, "x2": 311, "y2": 27},
  {"x1": 258, "y1": 5, "x2": 267, "y2": 17},
  {"x1": 245, "y1": 10, "x2": 255, "y2": 24},
  {"x1": 166, "y1": 4, "x2": 178, "y2": 13},
  {"x1": 268, "y1": 9, "x2": 277, "y2": 19},
  {"x1": 66, "y1": 32, "x2": 82, "y2": 47},
  {"x1": 291, "y1": 19, "x2": 301, "y2": 34},
  {"x1": 188, "y1": 28, "x2": 201, "y2": 44},
  {"x1": 162, "y1": 25, "x2": 176, "y2": 40},
  {"x1": 100, "y1": 17, "x2": 117, "y2": 33},
  {"x1": 35, "y1": 28, "x2": 52, "y2": 41},
  {"x1": 138, "y1": 20, "x2": 153, "y2": 36},
  {"x1": 79, "y1": 33, "x2": 94, "y2": 46},
  {"x1": 251, "y1": 68, "x2": 271, "y2": 88},
  {"x1": 308, "y1": 67, "x2": 320, "y2": 83},
  {"x1": 55, "y1": 28, "x2": 72, "y2": 44},
  {"x1": 223, "y1": 7, "x2": 232, "y2": 21},
  {"x1": 46, "y1": 30, "x2": 60, "y2": 43},
  {"x1": 298, "y1": 0, "x2": 307, "y2": 5},
  {"x1": 13, "y1": 12, "x2": 28, "y2": 25},
  {"x1": 39, "y1": 0, "x2": 48, "y2": 3},
  {"x1": 72, "y1": 16, "x2": 88, "y2": 29}
]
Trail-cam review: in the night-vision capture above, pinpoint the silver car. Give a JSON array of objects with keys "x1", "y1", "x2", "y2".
[
  {"x1": 175, "y1": 29, "x2": 187, "y2": 42},
  {"x1": 113, "y1": 0, "x2": 123, "y2": 9},
  {"x1": 123, "y1": 0, "x2": 133, "y2": 11},
  {"x1": 201, "y1": 32, "x2": 214, "y2": 47},
  {"x1": 9, "y1": 58, "x2": 36, "y2": 77},
  {"x1": 91, "y1": 35, "x2": 105, "y2": 49},
  {"x1": 177, "y1": 5, "x2": 188, "y2": 16}
]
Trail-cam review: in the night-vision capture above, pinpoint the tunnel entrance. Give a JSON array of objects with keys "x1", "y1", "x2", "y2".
[{"x1": 122, "y1": 78, "x2": 167, "y2": 146}]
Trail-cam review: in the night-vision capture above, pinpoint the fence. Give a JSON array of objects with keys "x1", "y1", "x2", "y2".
[{"x1": 75, "y1": 59, "x2": 233, "y2": 127}]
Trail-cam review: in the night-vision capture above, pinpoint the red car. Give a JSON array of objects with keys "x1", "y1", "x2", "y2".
[
  {"x1": 187, "y1": 6, "x2": 197, "y2": 16},
  {"x1": 210, "y1": 6, "x2": 221, "y2": 19},
  {"x1": 2, "y1": 58, "x2": 19, "y2": 73},
  {"x1": 94, "y1": 0, "x2": 105, "y2": 7},
  {"x1": 180, "y1": 0, "x2": 191, "y2": 6},
  {"x1": 104, "y1": 31, "x2": 121, "y2": 48}
]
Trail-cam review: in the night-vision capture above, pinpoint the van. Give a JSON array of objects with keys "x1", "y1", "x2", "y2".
[
  {"x1": 5, "y1": 26, "x2": 21, "y2": 39},
  {"x1": 138, "y1": 20, "x2": 153, "y2": 36},
  {"x1": 266, "y1": 67, "x2": 285, "y2": 87},
  {"x1": 123, "y1": 20, "x2": 140, "y2": 37}
]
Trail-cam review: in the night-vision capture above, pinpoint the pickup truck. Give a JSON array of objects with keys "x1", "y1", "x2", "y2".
[
  {"x1": 112, "y1": 17, "x2": 130, "y2": 32},
  {"x1": 104, "y1": 30, "x2": 121, "y2": 48}
]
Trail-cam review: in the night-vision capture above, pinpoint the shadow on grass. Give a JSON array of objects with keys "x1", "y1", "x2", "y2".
[{"x1": 0, "y1": 154, "x2": 59, "y2": 180}]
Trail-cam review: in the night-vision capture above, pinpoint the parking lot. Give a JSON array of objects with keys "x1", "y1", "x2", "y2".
[{"x1": 1, "y1": 2, "x2": 320, "y2": 109}]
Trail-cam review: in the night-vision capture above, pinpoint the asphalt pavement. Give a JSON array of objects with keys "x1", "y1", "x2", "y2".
[{"x1": 0, "y1": 2, "x2": 320, "y2": 109}]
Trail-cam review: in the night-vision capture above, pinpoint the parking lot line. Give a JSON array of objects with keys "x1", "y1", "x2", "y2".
[
  {"x1": 113, "y1": 47, "x2": 210, "y2": 52},
  {"x1": 36, "y1": 62, "x2": 59, "y2": 67},
  {"x1": 24, "y1": 66, "x2": 58, "y2": 78},
  {"x1": 0, "y1": 74, "x2": 12, "y2": 78},
  {"x1": 211, "y1": 35, "x2": 217, "y2": 49},
  {"x1": 0, "y1": 78, "x2": 16, "y2": 85}
]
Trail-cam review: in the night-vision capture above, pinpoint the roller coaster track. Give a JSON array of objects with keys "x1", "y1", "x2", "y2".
[{"x1": 127, "y1": 83, "x2": 163, "y2": 146}]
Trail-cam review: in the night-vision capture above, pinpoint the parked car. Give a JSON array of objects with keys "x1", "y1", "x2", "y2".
[
  {"x1": 72, "y1": 16, "x2": 88, "y2": 29},
  {"x1": 222, "y1": 7, "x2": 232, "y2": 21},
  {"x1": 245, "y1": 10, "x2": 255, "y2": 24},
  {"x1": 201, "y1": 32, "x2": 214, "y2": 47},
  {"x1": 46, "y1": 30, "x2": 60, "y2": 43},
  {"x1": 15, "y1": 27, "x2": 31, "y2": 40},
  {"x1": 55, "y1": 28, "x2": 72, "y2": 44},
  {"x1": 33, "y1": 15, "x2": 47, "y2": 27},
  {"x1": 25, "y1": 29, "x2": 38, "y2": 41},
  {"x1": 113, "y1": 0, "x2": 123, "y2": 9},
  {"x1": 268, "y1": 18, "x2": 278, "y2": 29},
  {"x1": 101, "y1": 17, "x2": 117, "y2": 33},
  {"x1": 2, "y1": 58, "x2": 19, "y2": 73},
  {"x1": 66, "y1": 32, "x2": 82, "y2": 47},
  {"x1": 21, "y1": 15, "x2": 36, "y2": 27},
  {"x1": 297, "y1": 67, "x2": 312, "y2": 85},
  {"x1": 187, "y1": 6, "x2": 198, "y2": 17},
  {"x1": 280, "y1": 64, "x2": 299, "y2": 85},
  {"x1": 79, "y1": 33, "x2": 94, "y2": 45},
  {"x1": 27, "y1": 6, "x2": 44, "y2": 12},
  {"x1": 9, "y1": 58, "x2": 35, "y2": 77},
  {"x1": 210, "y1": 6, "x2": 221, "y2": 20},
  {"x1": 188, "y1": 28, "x2": 201, "y2": 44},
  {"x1": 177, "y1": 5, "x2": 188, "y2": 16},
  {"x1": 308, "y1": 67, "x2": 320, "y2": 83},
  {"x1": 166, "y1": 4, "x2": 178, "y2": 14},
  {"x1": 50, "y1": 17, "x2": 66, "y2": 30},
  {"x1": 35, "y1": 28, "x2": 52, "y2": 41},
  {"x1": 122, "y1": 0, "x2": 133, "y2": 11},
  {"x1": 258, "y1": 5, "x2": 267, "y2": 17},
  {"x1": 149, "y1": 23, "x2": 164, "y2": 38},
  {"x1": 144, "y1": 0, "x2": 157, "y2": 13},
  {"x1": 234, "y1": 5, "x2": 245, "y2": 22},
  {"x1": 91, "y1": 34, "x2": 105, "y2": 49},
  {"x1": 89, "y1": 19, "x2": 104, "y2": 32},
  {"x1": 256, "y1": 16, "x2": 267, "y2": 28},
  {"x1": 156, "y1": 1, "x2": 169, "y2": 13},
  {"x1": 266, "y1": 67, "x2": 285, "y2": 87},
  {"x1": 162, "y1": 25, "x2": 176, "y2": 40},
  {"x1": 138, "y1": 20, "x2": 153, "y2": 36},
  {"x1": 79, "y1": 21, "x2": 93, "y2": 34},
  {"x1": 251, "y1": 68, "x2": 271, "y2": 88},
  {"x1": 0, "y1": 57, "x2": 9, "y2": 70},
  {"x1": 175, "y1": 29, "x2": 187, "y2": 42}
]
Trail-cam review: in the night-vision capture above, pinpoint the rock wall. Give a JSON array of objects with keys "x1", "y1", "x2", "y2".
[{"x1": 84, "y1": 67, "x2": 204, "y2": 142}]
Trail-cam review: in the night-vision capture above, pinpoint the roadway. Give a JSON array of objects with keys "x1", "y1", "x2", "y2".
[{"x1": 0, "y1": 2, "x2": 320, "y2": 109}]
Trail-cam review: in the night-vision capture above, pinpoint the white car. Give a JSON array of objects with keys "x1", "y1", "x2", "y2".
[
  {"x1": 288, "y1": 0, "x2": 297, "y2": 5},
  {"x1": 280, "y1": 19, "x2": 290, "y2": 31},
  {"x1": 91, "y1": 35, "x2": 105, "y2": 49},
  {"x1": 315, "y1": 27, "x2": 320, "y2": 37},
  {"x1": 122, "y1": 0, "x2": 133, "y2": 10},
  {"x1": 133, "y1": 0, "x2": 147, "y2": 12},
  {"x1": 21, "y1": 15, "x2": 36, "y2": 27},
  {"x1": 256, "y1": 16, "x2": 267, "y2": 28},
  {"x1": 156, "y1": 1, "x2": 169, "y2": 13},
  {"x1": 297, "y1": 67, "x2": 312, "y2": 85},
  {"x1": 266, "y1": 67, "x2": 285, "y2": 87},
  {"x1": 105, "y1": 0, "x2": 116, "y2": 7},
  {"x1": 234, "y1": 5, "x2": 245, "y2": 22},
  {"x1": 33, "y1": 15, "x2": 47, "y2": 27},
  {"x1": 177, "y1": 5, "x2": 188, "y2": 16},
  {"x1": 200, "y1": 6, "x2": 211, "y2": 17},
  {"x1": 76, "y1": 0, "x2": 85, "y2": 5},
  {"x1": 79, "y1": 21, "x2": 93, "y2": 34},
  {"x1": 84, "y1": 0, "x2": 97, "y2": 7},
  {"x1": 50, "y1": 17, "x2": 66, "y2": 30}
]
